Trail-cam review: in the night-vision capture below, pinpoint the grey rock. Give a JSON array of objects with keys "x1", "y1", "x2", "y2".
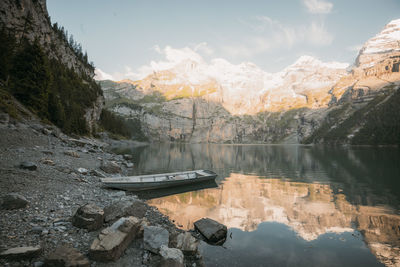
[
  {"x1": 109, "y1": 191, "x2": 126, "y2": 198},
  {"x1": 41, "y1": 158, "x2": 55, "y2": 166},
  {"x1": 123, "y1": 162, "x2": 134, "y2": 168},
  {"x1": 31, "y1": 226, "x2": 44, "y2": 234},
  {"x1": 176, "y1": 232, "x2": 199, "y2": 255},
  {"x1": 41, "y1": 229, "x2": 49, "y2": 236},
  {"x1": 42, "y1": 150, "x2": 54, "y2": 155},
  {"x1": 194, "y1": 218, "x2": 227, "y2": 245},
  {"x1": 72, "y1": 203, "x2": 104, "y2": 231},
  {"x1": 76, "y1": 168, "x2": 88, "y2": 175},
  {"x1": 89, "y1": 169, "x2": 106, "y2": 177},
  {"x1": 89, "y1": 216, "x2": 141, "y2": 261},
  {"x1": 1, "y1": 193, "x2": 29, "y2": 209},
  {"x1": 15, "y1": 148, "x2": 25, "y2": 153},
  {"x1": 123, "y1": 154, "x2": 133, "y2": 160},
  {"x1": 33, "y1": 261, "x2": 45, "y2": 267},
  {"x1": 19, "y1": 161, "x2": 37, "y2": 170},
  {"x1": 100, "y1": 161, "x2": 121, "y2": 174},
  {"x1": 56, "y1": 166, "x2": 72, "y2": 174},
  {"x1": 143, "y1": 226, "x2": 169, "y2": 254},
  {"x1": 64, "y1": 150, "x2": 80, "y2": 158},
  {"x1": 0, "y1": 112, "x2": 9, "y2": 124},
  {"x1": 104, "y1": 199, "x2": 147, "y2": 223},
  {"x1": 42, "y1": 128, "x2": 52, "y2": 135},
  {"x1": 44, "y1": 245, "x2": 90, "y2": 267},
  {"x1": 51, "y1": 127, "x2": 61, "y2": 138},
  {"x1": 30, "y1": 123, "x2": 44, "y2": 132},
  {"x1": 0, "y1": 246, "x2": 41, "y2": 259},
  {"x1": 54, "y1": 226, "x2": 67, "y2": 232},
  {"x1": 159, "y1": 245, "x2": 184, "y2": 267}
]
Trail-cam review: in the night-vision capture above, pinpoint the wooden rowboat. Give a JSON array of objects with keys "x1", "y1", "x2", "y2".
[{"x1": 100, "y1": 169, "x2": 217, "y2": 191}]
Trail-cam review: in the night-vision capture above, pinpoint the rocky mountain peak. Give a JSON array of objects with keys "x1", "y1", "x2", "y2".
[
  {"x1": 361, "y1": 18, "x2": 400, "y2": 55},
  {"x1": 287, "y1": 55, "x2": 349, "y2": 72},
  {"x1": 355, "y1": 18, "x2": 400, "y2": 70}
]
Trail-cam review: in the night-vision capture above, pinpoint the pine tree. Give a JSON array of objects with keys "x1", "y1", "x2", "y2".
[
  {"x1": 0, "y1": 28, "x2": 16, "y2": 84},
  {"x1": 10, "y1": 39, "x2": 51, "y2": 117}
]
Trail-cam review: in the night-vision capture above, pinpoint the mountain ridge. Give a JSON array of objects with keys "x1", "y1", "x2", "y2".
[{"x1": 99, "y1": 18, "x2": 400, "y2": 144}]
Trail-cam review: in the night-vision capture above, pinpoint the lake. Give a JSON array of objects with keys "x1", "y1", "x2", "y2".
[{"x1": 114, "y1": 144, "x2": 400, "y2": 267}]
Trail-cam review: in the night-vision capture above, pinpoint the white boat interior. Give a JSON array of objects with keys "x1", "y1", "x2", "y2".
[{"x1": 101, "y1": 170, "x2": 213, "y2": 184}]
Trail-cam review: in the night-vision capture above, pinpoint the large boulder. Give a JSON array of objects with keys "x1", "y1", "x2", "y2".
[
  {"x1": 100, "y1": 161, "x2": 121, "y2": 174},
  {"x1": 0, "y1": 246, "x2": 41, "y2": 260},
  {"x1": 44, "y1": 246, "x2": 90, "y2": 267},
  {"x1": 0, "y1": 193, "x2": 29, "y2": 210},
  {"x1": 194, "y1": 218, "x2": 227, "y2": 245},
  {"x1": 72, "y1": 203, "x2": 104, "y2": 231},
  {"x1": 123, "y1": 154, "x2": 133, "y2": 160},
  {"x1": 176, "y1": 232, "x2": 199, "y2": 255},
  {"x1": 103, "y1": 198, "x2": 147, "y2": 223},
  {"x1": 143, "y1": 226, "x2": 169, "y2": 254},
  {"x1": 159, "y1": 245, "x2": 184, "y2": 267},
  {"x1": 89, "y1": 216, "x2": 141, "y2": 261}
]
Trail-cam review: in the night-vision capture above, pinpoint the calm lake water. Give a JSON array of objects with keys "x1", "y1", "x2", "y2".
[{"x1": 113, "y1": 144, "x2": 400, "y2": 267}]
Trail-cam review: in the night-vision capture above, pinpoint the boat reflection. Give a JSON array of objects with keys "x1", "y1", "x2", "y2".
[
  {"x1": 134, "y1": 180, "x2": 218, "y2": 199},
  {"x1": 148, "y1": 173, "x2": 400, "y2": 266}
]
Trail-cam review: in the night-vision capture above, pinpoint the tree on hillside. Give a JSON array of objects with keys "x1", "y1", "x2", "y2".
[
  {"x1": 0, "y1": 28, "x2": 16, "y2": 84},
  {"x1": 10, "y1": 39, "x2": 51, "y2": 117}
]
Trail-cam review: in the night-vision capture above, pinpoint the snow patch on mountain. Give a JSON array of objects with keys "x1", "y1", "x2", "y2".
[{"x1": 361, "y1": 19, "x2": 400, "y2": 54}]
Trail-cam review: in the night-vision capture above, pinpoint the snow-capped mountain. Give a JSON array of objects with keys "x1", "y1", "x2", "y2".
[
  {"x1": 125, "y1": 55, "x2": 348, "y2": 114},
  {"x1": 356, "y1": 18, "x2": 400, "y2": 69},
  {"x1": 99, "y1": 18, "x2": 400, "y2": 144}
]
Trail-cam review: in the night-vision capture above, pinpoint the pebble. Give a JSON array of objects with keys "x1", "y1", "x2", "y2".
[
  {"x1": 19, "y1": 161, "x2": 37, "y2": 171},
  {"x1": 77, "y1": 168, "x2": 88, "y2": 175},
  {"x1": 30, "y1": 226, "x2": 44, "y2": 234},
  {"x1": 33, "y1": 261, "x2": 44, "y2": 267}
]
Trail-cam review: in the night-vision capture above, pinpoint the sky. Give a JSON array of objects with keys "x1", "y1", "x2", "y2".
[{"x1": 47, "y1": 0, "x2": 400, "y2": 81}]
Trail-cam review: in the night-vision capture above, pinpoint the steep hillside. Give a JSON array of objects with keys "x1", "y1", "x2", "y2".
[
  {"x1": 0, "y1": 0, "x2": 104, "y2": 134},
  {"x1": 0, "y1": 0, "x2": 93, "y2": 76},
  {"x1": 304, "y1": 19, "x2": 400, "y2": 145}
]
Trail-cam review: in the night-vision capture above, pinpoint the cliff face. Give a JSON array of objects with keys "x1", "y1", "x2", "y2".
[
  {"x1": 304, "y1": 19, "x2": 400, "y2": 144},
  {"x1": 0, "y1": 0, "x2": 104, "y2": 134},
  {"x1": 355, "y1": 19, "x2": 400, "y2": 72},
  {"x1": 0, "y1": 0, "x2": 92, "y2": 77},
  {"x1": 102, "y1": 80, "x2": 321, "y2": 143}
]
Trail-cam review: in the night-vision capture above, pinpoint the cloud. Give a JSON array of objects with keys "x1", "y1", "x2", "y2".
[
  {"x1": 194, "y1": 42, "x2": 214, "y2": 56},
  {"x1": 302, "y1": 0, "x2": 333, "y2": 14},
  {"x1": 98, "y1": 44, "x2": 209, "y2": 81},
  {"x1": 94, "y1": 68, "x2": 114, "y2": 80},
  {"x1": 305, "y1": 21, "x2": 334, "y2": 45},
  {"x1": 347, "y1": 44, "x2": 363, "y2": 52},
  {"x1": 222, "y1": 16, "x2": 333, "y2": 58}
]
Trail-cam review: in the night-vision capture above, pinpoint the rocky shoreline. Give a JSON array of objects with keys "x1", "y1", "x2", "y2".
[{"x1": 0, "y1": 116, "x2": 207, "y2": 266}]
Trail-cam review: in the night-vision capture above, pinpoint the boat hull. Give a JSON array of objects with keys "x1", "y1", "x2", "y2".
[{"x1": 101, "y1": 170, "x2": 217, "y2": 191}]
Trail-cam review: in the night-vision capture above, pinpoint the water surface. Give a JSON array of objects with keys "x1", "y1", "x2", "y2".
[{"x1": 115, "y1": 144, "x2": 400, "y2": 267}]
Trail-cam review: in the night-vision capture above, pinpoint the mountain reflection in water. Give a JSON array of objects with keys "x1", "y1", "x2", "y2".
[{"x1": 118, "y1": 144, "x2": 400, "y2": 266}]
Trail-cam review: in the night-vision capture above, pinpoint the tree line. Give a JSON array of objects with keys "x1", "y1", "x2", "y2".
[{"x1": 0, "y1": 27, "x2": 102, "y2": 134}]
